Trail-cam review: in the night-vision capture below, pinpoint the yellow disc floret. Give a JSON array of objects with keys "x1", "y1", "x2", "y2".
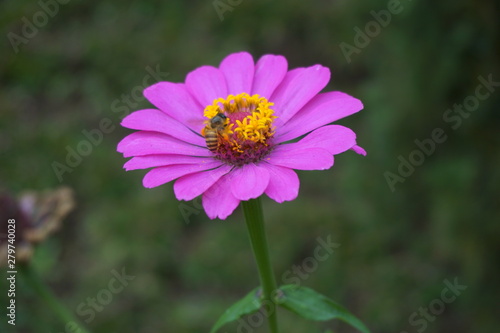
[{"x1": 202, "y1": 93, "x2": 277, "y2": 165}]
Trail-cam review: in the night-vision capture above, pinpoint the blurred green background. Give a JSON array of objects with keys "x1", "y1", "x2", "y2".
[{"x1": 1, "y1": 0, "x2": 499, "y2": 332}]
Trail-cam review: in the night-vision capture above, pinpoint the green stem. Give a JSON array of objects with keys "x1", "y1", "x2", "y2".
[
  {"x1": 241, "y1": 197, "x2": 279, "y2": 333},
  {"x1": 19, "y1": 264, "x2": 92, "y2": 333}
]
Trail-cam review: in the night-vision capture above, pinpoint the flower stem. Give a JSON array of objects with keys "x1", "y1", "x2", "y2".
[
  {"x1": 241, "y1": 197, "x2": 279, "y2": 333},
  {"x1": 19, "y1": 264, "x2": 92, "y2": 333}
]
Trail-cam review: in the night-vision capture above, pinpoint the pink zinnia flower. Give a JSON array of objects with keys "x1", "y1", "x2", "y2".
[{"x1": 117, "y1": 52, "x2": 365, "y2": 219}]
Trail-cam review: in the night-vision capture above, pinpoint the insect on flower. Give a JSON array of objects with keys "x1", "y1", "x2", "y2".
[{"x1": 202, "y1": 113, "x2": 228, "y2": 152}]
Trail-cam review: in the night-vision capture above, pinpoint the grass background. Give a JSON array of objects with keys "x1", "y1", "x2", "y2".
[{"x1": 1, "y1": 0, "x2": 499, "y2": 332}]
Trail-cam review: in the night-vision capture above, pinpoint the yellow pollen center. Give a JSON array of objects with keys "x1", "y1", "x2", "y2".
[{"x1": 202, "y1": 93, "x2": 277, "y2": 164}]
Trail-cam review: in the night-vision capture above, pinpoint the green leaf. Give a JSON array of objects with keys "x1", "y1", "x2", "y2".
[
  {"x1": 277, "y1": 285, "x2": 370, "y2": 333},
  {"x1": 210, "y1": 287, "x2": 262, "y2": 333}
]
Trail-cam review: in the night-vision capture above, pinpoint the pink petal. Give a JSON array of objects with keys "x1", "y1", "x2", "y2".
[
  {"x1": 266, "y1": 146, "x2": 333, "y2": 170},
  {"x1": 185, "y1": 66, "x2": 228, "y2": 107},
  {"x1": 277, "y1": 91, "x2": 364, "y2": 142},
  {"x1": 174, "y1": 164, "x2": 233, "y2": 201},
  {"x1": 351, "y1": 145, "x2": 367, "y2": 156},
  {"x1": 143, "y1": 82, "x2": 205, "y2": 132},
  {"x1": 230, "y1": 163, "x2": 270, "y2": 201},
  {"x1": 286, "y1": 125, "x2": 357, "y2": 155},
  {"x1": 117, "y1": 132, "x2": 211, "y2": 157},
  {"x1": 220, "y1": 52, "x2": 254, "y2": 95},
  {"x1": 262, "y1": 163, "x2": 299, "y2": 203},
  {"x1": 143, "y1": 162, "x2": 222, "y2": 188},
  {"x1": 124, "y1": 154, "x2": 214, "y2": 171},
  {"x1": 121, "y1": 109, "x2": 204, "y2": 146},
  {"x1": 202, "y1": 174, "x2": 241, "y2": 220},
  {"x1": 271, "y1": 65, "x2": 330, "y2": 126},
  {"x1": 251, "y1": 54, "x2": 288, "y2": 98}
]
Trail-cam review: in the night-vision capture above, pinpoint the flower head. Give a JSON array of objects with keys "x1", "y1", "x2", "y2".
[
  {"x1": 118, "y1": 52, "x2": 365, "y2": 219},
  {"x1": 0, "y1": 187, "x2": 75, "y2": 266}
]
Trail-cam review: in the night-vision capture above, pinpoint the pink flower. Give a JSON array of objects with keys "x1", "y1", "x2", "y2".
[{"x1": 117, "y1": 52, "x2": 365, "y2": 219}]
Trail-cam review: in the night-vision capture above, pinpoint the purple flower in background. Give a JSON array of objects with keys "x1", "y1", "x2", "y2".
[{"x1": 117, "y1": 52, "x2": 365, "y2": 219}]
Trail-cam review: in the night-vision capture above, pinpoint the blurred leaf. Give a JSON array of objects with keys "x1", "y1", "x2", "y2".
[
  {"x1": 210, "y1": 287, "x2": 262, "y2": 333},
  {"x1": 278, "y1": 285, "x2": 370, "y2": 333}
]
